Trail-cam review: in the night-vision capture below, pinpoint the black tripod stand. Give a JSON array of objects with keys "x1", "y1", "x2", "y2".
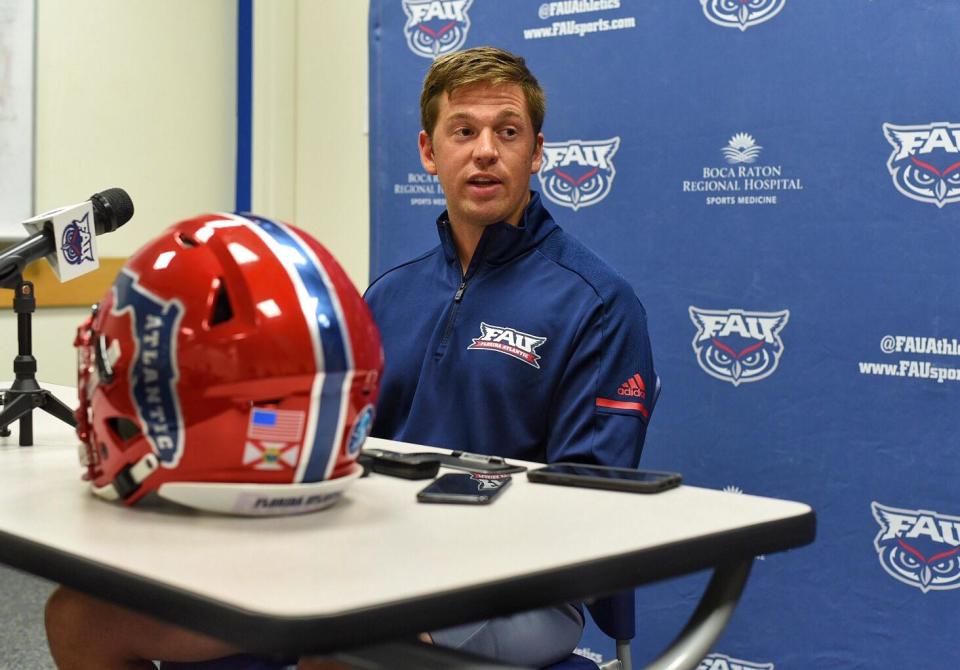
[{"x1": 0, "y1": 276, "x2": 77, "y2": 446}]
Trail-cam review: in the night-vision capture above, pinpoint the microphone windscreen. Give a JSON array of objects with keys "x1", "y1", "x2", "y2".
[{"x1": 92, "y1": 188, "x2": 134, "y2": 234}]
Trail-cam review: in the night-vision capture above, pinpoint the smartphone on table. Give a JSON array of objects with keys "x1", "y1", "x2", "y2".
[
  {"x1": 526, "y1": 463, "x2": 681, "y2": 494},
  {"x1": 416, "y1": 472, "x2": 512, "y2": 505}
]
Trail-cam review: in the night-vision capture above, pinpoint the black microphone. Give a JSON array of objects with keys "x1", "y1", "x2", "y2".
[{"x1": 0, "y1": 188, "x2": 134, "y2": 289}]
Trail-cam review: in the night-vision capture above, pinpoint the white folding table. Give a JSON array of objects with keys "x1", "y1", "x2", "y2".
[{"x1": 0, "y1": 384, "x2": 815, "y2": 669}]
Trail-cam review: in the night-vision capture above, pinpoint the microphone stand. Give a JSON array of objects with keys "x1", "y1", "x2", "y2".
[{"x1": 0, "y1": 276, "x2": 77, "y2": 446}]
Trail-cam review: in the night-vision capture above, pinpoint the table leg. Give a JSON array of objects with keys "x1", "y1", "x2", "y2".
[{"x1": 643, "y1": 558, "x2": 753, "y2": 670}]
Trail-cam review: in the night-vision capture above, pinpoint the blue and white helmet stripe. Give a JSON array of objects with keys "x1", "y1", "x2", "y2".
[{"x1": 224, "y1": 214, "x2": 355, "y2": 483}]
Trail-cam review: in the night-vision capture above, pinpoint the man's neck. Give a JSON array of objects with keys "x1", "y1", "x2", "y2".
[
  {"x1": 449, "y1": 220, "x2": 485, "y2": 274},
  {"x1": 447, "y1": 194, "x2": 531, "y2": 273}
]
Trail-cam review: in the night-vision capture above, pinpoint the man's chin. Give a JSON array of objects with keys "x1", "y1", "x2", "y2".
[{"x1": 451, "y1": 205, "x2": 511, "y2": 228}]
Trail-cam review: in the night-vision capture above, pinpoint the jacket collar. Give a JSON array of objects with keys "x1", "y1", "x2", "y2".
[{"x1": 436, "y1": 191, "x2": 559, "y2": 268}]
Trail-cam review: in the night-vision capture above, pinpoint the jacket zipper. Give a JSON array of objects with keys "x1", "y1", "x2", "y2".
[{"x1": 435, "y1": 276, "x2": 468, "y2": 359}]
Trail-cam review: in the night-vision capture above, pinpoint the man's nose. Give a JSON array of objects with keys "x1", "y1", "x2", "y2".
[{"x1": 473, "y1": 128, "x2": 498, "y2": 166}]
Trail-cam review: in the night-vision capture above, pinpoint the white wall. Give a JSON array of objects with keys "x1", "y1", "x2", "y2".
[
  {"x1": 252, "y1": 0, "x2": 370, "y2": 288},
  {"x1": 0, "y1": 0, "x2": 371, "y2": 388}
]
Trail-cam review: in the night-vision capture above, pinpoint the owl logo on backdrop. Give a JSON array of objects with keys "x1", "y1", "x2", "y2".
[
  {"x1": 402, "y1": 0, "x2": 473, "y2": 59},
  {"x1": 883, "y1": 122, "x2": 960, "y2": 208},
  {"x1": 537, "y1": 137, "x2": 620, "y2": 211},
  {"x1": 697, "y1": 653, "x2": 774, "y2": 670},
  {"x1": 700, "y1": 0, "x2": 786, "y2": 31},
  {"x1": 689, "y1": 307, "x2": 790, "y2": 386},
  {"x1": 871, "y1": 502, "x2": 960, "y2": 593},
  {"x1": 111, "y1": 270, "x2": 186, "y2": 467}
]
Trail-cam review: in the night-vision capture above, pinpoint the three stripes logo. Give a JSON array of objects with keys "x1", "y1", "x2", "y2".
[{"x1": 617, "y1": 373, "x2": 647, "y2": 399}]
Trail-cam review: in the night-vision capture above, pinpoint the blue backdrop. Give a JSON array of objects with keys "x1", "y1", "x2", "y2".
[{"x1": 368, "y1": 1, "x2": 960, "y2": 667}]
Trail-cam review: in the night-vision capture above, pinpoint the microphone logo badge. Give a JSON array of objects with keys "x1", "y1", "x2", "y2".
[{"x1": 60, "y1": 212, "x2": 97, "y2": 265}]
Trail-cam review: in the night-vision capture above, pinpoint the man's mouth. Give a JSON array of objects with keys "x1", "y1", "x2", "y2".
[{"x1": 467, "y1": 175, "x2": 502, "y2": 187}]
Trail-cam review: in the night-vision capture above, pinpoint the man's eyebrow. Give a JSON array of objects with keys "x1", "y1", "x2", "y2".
[{"x1": 444, "y1": 109, "x2": 526, "y2": 124}]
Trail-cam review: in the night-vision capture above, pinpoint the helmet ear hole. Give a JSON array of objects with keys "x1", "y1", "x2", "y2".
[
  {"x1": 209, "y1": 279, "x2": 234, "y2": 326},
  {"x1": 177, "y1": 232, "x2": 199, "y2": 248},
  {"x1": 106, "y1": 417, "x2": 142, "y2": 444}
]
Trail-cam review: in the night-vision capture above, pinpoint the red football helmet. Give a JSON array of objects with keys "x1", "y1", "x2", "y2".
[{"x1": 75, "y1": 213, "x2": 383, "y2": 515}]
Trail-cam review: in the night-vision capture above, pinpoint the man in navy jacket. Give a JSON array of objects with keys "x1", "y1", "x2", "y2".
[{"x1": 363, "y1": 46, "x2": 656, "y2": 667}]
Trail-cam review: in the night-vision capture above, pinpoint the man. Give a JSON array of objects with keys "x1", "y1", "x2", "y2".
[{"x1": 363, "y1": 47, "x2": 656, "y2": 666}]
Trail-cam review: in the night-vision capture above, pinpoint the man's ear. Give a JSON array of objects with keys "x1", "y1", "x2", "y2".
[
  {"x1": 419, "y1": 130, "x2": 438, "y2": 175},
  {"x1": 530, "y1": 132, "x2": 544, "y2": 174}
]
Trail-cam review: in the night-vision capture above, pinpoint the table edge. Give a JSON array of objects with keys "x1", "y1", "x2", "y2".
[{"x1": 0, "y1": 506, "x2": 815, "y2": 655}]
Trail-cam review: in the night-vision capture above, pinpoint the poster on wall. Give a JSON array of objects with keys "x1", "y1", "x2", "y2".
[
  {"x1": 370, "y1": 1, "x2": 960, "y2": 667},
  {"x1": 0, "y1": 0, "x2": 34, "y2": 238}
]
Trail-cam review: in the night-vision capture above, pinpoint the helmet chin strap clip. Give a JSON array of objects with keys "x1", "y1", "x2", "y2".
[{"x1": 97, "y1": 453, "x2": 161, "y2": 502}]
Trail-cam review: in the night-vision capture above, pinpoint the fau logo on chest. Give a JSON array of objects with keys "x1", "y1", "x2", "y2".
[
  {"x1": 700, "y1": 0, "x2": 787, "y2": 31},
  {"x1": 468, "y1": 322, "x2": 547, "y2": 369},
  {"x1": 111, "y1": 270, "x2": 186, "y2": 467},
  {"x1": 537, "y1": 137, "x2": 620, "y2": 211},
  {"x1": 883, "y1": 122, "x2": 960, "y2": 208},
  {"x1": 402, "y1": 0, "x2": 472, "y2": 59},
  {"x1": 689, "y1": 307, "x2": 789, "y2": 386},
  {"x1": 872, "y1": 502, "x2": 960, "y2": 593},
  {"x1": 697, "y1": 653, "x2": 774, "y2": 670}
]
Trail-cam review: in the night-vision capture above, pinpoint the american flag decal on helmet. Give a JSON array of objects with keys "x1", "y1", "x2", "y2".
[{"x1": 247, "y1": 408, "x2": 306, "y2": 443}]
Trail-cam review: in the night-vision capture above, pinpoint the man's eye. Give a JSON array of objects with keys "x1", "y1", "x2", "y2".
[
  {"x1": 454, "y1": 127, "x2": 473, "y2": 137},
  {"x1": 501, "y1": 128, "x2": 518, "y2": 138}
]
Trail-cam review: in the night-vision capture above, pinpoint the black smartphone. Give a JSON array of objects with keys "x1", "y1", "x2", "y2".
[
  {"x1": 359, "y1": 448, "x2": 440, "y2": 480},
  {"x1": 526, "y1": 463, "x2": 681, "y2": 494},
  {"x1": 416, "y1": 473, "x2": 512, "y2": 504}
]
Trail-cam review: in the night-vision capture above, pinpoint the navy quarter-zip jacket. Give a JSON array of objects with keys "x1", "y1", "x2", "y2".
[{"x1": 365, "y1": 192, "x2": 656, "y2": 467}]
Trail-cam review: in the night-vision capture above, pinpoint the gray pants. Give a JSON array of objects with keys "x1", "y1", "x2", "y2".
[{"x1": 430, "y1": 604, "x2": 584, "y2": 667}]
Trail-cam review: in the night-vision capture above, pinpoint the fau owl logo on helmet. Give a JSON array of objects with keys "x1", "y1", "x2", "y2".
[
  {"x1": 883, "y1": 122, "x2": 960, "y2": 208},
  {"x1": 700, "y1": 0, "x2": 787, "y2": 31},
  {"x1": 402, "y1": 0, "x2": 472, "y2": 59},
  {"x1": 697, "y1": 653, "x2": 774, "y2": 670},
  {"x1": 872, "y1": 502, "x2": 960, "y2": 593},
  {"x1": 689, "y1": 307, "x2": 790, "y2": 386},
  {"x1": 538, "y1": 137, "x2": 620, "y2": 211}
]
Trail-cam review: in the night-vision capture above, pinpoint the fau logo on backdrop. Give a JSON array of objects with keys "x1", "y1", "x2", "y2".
[
  {"x1": 537, "y1": 137, "x2": 620, "y2": 211},
  {"x1": 402, "y1": 0, "x2": 473, "y2": 59},
  {"x1": 689, "y1": 307, "x2": 789, "y2": 386},
  {"x1": 697, "y1": 653, "x2": 774, "y2": 670},
  {"x1": 871, "y1": 502, "x2": 960, "y2": 593},
  {"x1": 883, "y1": 122, "x2": 960, "y2": 208},
  {"x1": 111, "y1": 270, "x2": 185, "y2": 467},
  {"x1": 700, "y1": 0, "x2": 786, "y2": 31}
]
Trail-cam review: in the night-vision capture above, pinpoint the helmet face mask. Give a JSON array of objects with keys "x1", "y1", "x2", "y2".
[{"x1": 75, "y1": 214, "x2": 383, "y2": 515}]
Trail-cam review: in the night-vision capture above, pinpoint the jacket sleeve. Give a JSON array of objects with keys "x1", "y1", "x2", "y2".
[{"x1": 545, "y1": 287, "x2": 656, "y2": 468}]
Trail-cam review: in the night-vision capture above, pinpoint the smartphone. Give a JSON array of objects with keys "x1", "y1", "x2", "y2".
[
  {"x1": 359, "y1": 448, "x2": 440, "y2": 480},
  {"x1": 416, "y1": 472, "x2": 512, "y2": 505},
  {"x1": 526, "y1": 463, "x2": 681, "y2": 494}
]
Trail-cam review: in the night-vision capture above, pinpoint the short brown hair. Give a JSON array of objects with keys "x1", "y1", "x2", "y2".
[{"x1": 420, "y1": 46, "x2": 546, "y2": 137}]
